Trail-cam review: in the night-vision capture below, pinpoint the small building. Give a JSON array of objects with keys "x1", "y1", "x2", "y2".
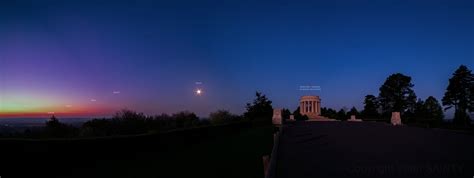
[{"x1": 299, "y1": 95, "x2": 321, "y2": 119}]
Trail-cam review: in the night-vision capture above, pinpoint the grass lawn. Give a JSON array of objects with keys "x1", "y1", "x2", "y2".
[{"x1": 0, "y1": 123, "x2": 274, "y2": 178}]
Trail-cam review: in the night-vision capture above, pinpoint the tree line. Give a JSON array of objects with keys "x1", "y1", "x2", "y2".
[
  {"x1": 1, "y1": 92, "x2": 274, "y2": 138},
  {"x1": 2, "y1": 65, "x2": 472, "y2": 138},
  {"x1": 317, "y1": 65, "x2": 473, "y2": 128}
]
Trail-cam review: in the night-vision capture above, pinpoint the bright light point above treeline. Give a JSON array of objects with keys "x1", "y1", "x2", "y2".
[
  {"x1": 0, "y1": 0, "x2": 472, "y2": 118},
  {"x1": 196, "y1": 89, "x2": 202, "y2": 96}
]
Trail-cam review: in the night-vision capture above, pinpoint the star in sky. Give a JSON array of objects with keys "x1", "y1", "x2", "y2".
[{"x1": 196, "y1": 89, "x2": 202, "y2": 96}]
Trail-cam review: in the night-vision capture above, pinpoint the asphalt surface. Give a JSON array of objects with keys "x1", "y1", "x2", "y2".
[{"x1": 276, "y1": 121, "x2": 474, "y2": 178}]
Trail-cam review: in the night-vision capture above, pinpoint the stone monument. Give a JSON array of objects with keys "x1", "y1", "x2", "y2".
[
  {"x1": 391, "y1": 112, "x2": 402, "y2": 126},
  {"x1": 272, "y1": 109, "x2": 282, "y2": 125},
  {"x1": 348, "y1": 115, "x2": 362, "y2": 122},
  {"x1": 299, "y1": 96, "x2": 321, "y2": 119}
]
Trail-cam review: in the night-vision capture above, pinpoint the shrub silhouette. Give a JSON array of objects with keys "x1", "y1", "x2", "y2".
[
  {"x1": 80, "y1": 110, "x2": 204, "y2": 137},
  {"x1": 209, "y1": 110, "x2": 240, "y2": 125},
  {"x1": 45, "y1": 115, "x2": 78, "y2": 138},
  {"x1": 244, "y1": 91, "x2": 273, "y2": 123}
]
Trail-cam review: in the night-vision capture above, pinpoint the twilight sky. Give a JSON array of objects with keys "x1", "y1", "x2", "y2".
[{"x1": 1, "y1": 0, "x2": 473, "y2": 118}]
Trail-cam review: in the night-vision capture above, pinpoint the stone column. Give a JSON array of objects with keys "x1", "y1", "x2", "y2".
[
  {"x1": 309, "y1": 101, "x2": 312, "y2": 113},
  {"x1": 305, "y1": 101, "x2": 308, "y2": 113},
  {"x1": 300, "y1": 102, "x2": 304, "y2": 114},
  {"x1": 319, "y1": 101, "x2": 321, "y2": 114},
  {"x1": 303, "y1": 101, "x2": 306, "y2": 113},
  {"x1": 315, "y1": 101, "x2": 319, "y2": 113},
  {"x1": 309, "y1": 101, "x2": 311, "y2": 112},
  {"x1": 304, "y1": 101, "x2": 306, "y2": 113},
  {"x1": 317, "y1": 101, "x2": 320, "y2": 115},
  {"x1": 305, "y1": 101, "x2": 307, "y2": 113},
  {"x1": 314, "y1": 101, "x2": 318, "y2": 114},
  {"x1": 303, "y1": 101, "x2": 306, "y2": 114},
  {"x1": 319, "y1": 101, "x2": 321, "y2": 115},
  {"x1": 313, "y1": 101, "x2": 316, "y2": 114}
]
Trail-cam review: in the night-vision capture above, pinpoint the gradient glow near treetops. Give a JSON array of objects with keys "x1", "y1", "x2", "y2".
[{"x1": 0, "y1": 0, "x2": 473, "y2": 118}]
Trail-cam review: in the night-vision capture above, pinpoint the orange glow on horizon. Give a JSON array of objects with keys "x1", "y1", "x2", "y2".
[{"x1": 0, "y1": 107, "x2": 115, "y2": 118}]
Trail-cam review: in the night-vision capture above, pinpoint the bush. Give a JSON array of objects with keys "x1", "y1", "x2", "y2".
[
  {"x1": 80, "y1": 110, "x2": 203, "y2": 137},
  {"x1": 209, "y1": 110, "x2": 240, "y2": 125},
  {"x1": 45, "y1": 116, "x2": 78, "y2": 138}
]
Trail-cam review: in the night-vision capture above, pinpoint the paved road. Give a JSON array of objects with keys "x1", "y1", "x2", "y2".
[{"x1": 276, "y1": 122, "x2": 474, "y2": 178}]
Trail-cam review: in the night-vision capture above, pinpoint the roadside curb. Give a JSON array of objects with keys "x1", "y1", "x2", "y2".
[{"x1": 265, "y1": 125, "x2": 282, "y2": 178}]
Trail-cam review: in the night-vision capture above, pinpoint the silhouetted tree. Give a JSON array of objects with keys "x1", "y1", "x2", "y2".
[
  {"x1": 81, "y1": 118, "x2": 114, "y2": 136},
  {"x1": 336, "y1": 109, "x2": 347, "y2": 121},
  {"x1": 321, "y1": 107, "x2": 328, "y2": 116},
  {"x1": 244, "y1": 91, "x2": 273, "y2": 123},
  {"x1": 173, "y1": 111, "x2": 199, "y2": 128},
  {"x1": 199, "y1": 119, "x2": 211, "y2": 126},
  {"x1": 81, "y1": 109, "x2": 207, "y2": 137},
  {"x1": 410, "y1": 98, "x2": 426, "y2": 123},
  {"x1": 424, "y1": 96, "x2": 444, "y2": 126},
  {"x1": 46, "y1": 115, "x2": 61, "y2": 128},
  {"x1": 112, "y1": 109, "x2": 149, "y2": 134},
  {"x1": 209, "y1": 110, "x2": 239, "y2": 125},
  {"x1": 281, "y1": 108, "x2": 291, "y2": 120},
  {"x1": 292, "y1": 107, "x2": 308, "y2": 121},
  {"x1": 152, "y1": 113, "x2": 175, "y2": 130},
  {"x1": 360, "y1": 95, "x2": 380, "y2": 119},
  {"x1": 348, "y1": 107, "x2": 359, "y2": 117},
  {"x1": 442, "y1": 65, "x2": 474, "y2": 127},
  {"x1": 45, "y1": 115, "x2": 78, "y2": 137},
  {"x1": 321, "y1": 107, "x2": 338, "y2": 119},
  {"x1": 378, "y1": 73, "x2": 417, "y2": 117}
]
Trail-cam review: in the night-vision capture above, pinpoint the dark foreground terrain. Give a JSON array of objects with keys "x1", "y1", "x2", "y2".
[
  {"x1": 0, "y1": 123, "x2": 273, "y2": 178},
  {"x1": 277, "y1": 121, "x2": 474, "y2": 178}
]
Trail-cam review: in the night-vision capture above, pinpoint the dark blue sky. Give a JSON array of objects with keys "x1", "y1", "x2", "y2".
[{"x1": 1, "y1": 0, "x2": 473, "y2": 117}]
